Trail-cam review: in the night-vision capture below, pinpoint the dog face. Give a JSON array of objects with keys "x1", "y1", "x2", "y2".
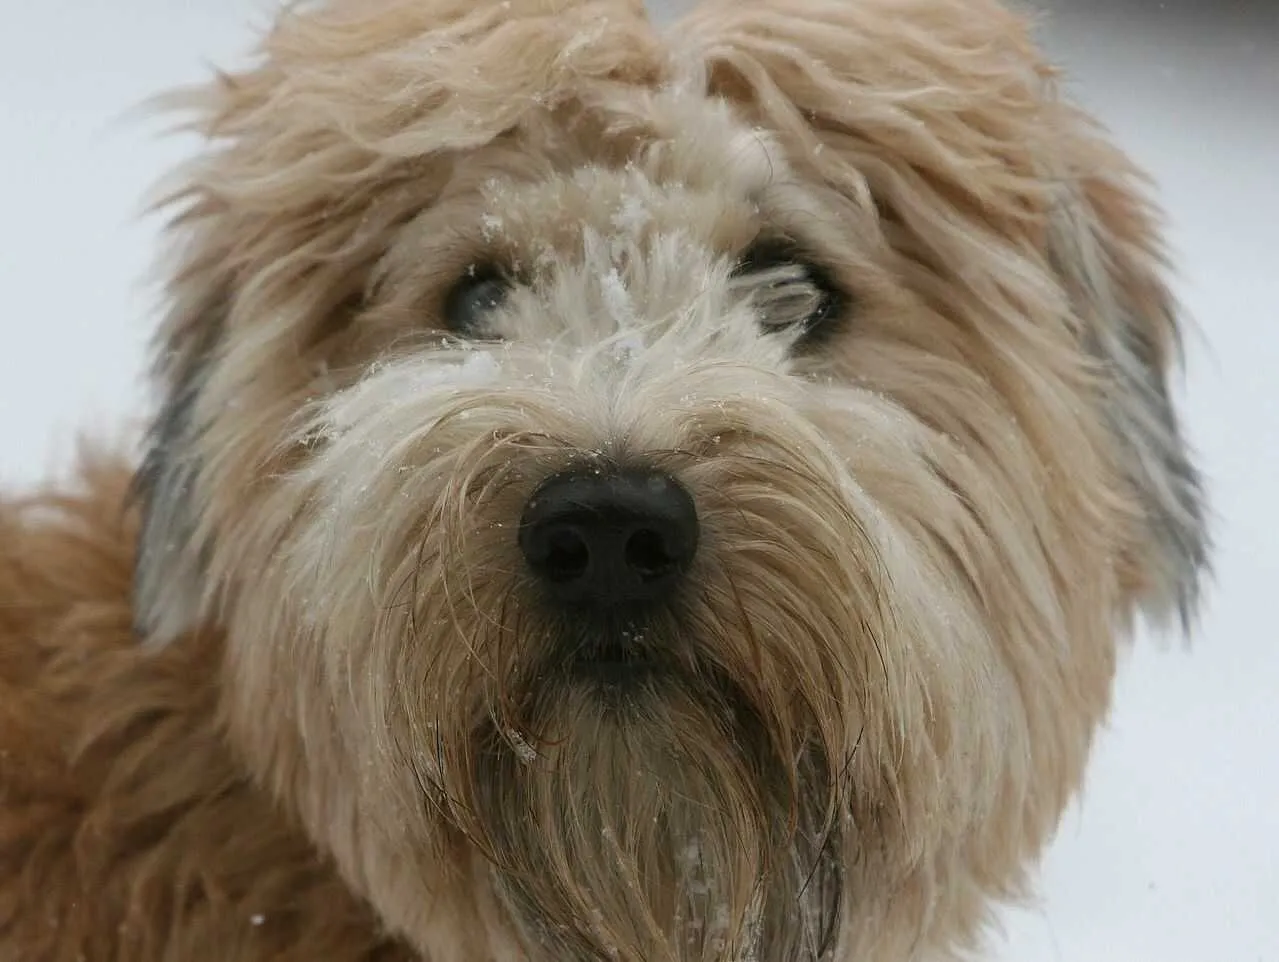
[{"x1": 131, "y1": 0, "x2": 1207, "y2": 959}]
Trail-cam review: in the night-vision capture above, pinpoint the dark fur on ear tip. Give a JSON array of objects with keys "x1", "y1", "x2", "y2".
[
  {"x1": 129, "y1": 394, "x2": 207, "y2": 646},
  {"x1": 129, "y1": 296, "x2": 226, "y2": 647},
  {"x1": 1046, "y1": 185, "x2": 1211, "y2": 632},
  {"x1": 1105, "y1": 318, "x2": 1212, "y2": 635}
]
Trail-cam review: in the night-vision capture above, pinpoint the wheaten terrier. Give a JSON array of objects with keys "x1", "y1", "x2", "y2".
[{"x1": 0, "y1": 0, "x2": 1209, "y2": 960}]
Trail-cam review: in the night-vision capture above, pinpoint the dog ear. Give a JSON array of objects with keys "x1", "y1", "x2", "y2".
[
  {"x1": 1041, "y1": 129, "x2": 1210, "y2": 628},
  {"x1": 675, "y1": 0, "x2": 1208, "y2": 627},
  {"x1": 130, "y1": 253, "x2": 229, "y2": 646}
]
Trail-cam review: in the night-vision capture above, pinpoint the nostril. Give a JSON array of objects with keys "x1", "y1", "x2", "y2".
[
  {"x1": 541, "y1": 526, "x2": 590, "y2": 584},
  {"x1": 625, "y1": 527, "x2": 676, "y2": 581}
]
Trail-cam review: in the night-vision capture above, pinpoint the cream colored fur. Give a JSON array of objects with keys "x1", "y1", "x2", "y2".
[{"x1": 0, "y1": 1, "x2": 1207, "y2": 960}]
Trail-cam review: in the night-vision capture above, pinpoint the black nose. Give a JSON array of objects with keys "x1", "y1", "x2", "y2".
[{"x1": 518, "y1": 469, "x2": 699, "y2": 609}]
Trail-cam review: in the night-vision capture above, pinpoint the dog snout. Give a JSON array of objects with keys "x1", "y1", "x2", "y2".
[{"x1": 518, "y1": 468, "x2": 699, "y2": 610}]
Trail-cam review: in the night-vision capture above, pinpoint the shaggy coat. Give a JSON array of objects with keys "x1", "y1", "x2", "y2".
[{"x1": 1, "y1": 1, "x2": 1206, "y2": 960}]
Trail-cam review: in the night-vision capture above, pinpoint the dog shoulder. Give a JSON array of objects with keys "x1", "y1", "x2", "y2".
[{"x1": 0, "y1": 445, "x2": 412, "y2": 962}]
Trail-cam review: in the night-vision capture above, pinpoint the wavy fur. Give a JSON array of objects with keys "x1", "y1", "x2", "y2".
[{"x1": 2, "y1": 1, "x2": 1206, "y2": 960}]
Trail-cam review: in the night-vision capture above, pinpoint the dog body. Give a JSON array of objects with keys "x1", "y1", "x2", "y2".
[{"x1": 0, "y1": 1, "x2": 1207, "y2": 960}]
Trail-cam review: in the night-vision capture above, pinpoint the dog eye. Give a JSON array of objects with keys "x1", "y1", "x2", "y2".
[
  {"x1": 731, "y1": 239, "x2": 846, "y2": 345},
  {"x1": 443, "y1": 267, "x2": 509, "y2": 337}
]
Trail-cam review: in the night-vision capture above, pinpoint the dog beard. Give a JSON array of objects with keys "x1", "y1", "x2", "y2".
[
  {"x1": 248, "y1": 339, "x2": 1035, "y2": 962},
  {"x1": 465, "y1": 649, "x2": 843, "y2": 962}
]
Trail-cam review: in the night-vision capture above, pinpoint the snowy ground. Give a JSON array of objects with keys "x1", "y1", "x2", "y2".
[{"x1": 2, "y1": 1, "x2": 1275, "y2": 959}]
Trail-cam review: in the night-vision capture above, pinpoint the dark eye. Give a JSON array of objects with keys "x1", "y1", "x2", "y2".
[
  {"x1": 443, "y1": 266, "x2": 509, "y2": 337},
  {"x1": 731, "y1": 238, "x2": 847, "y2": 346}
]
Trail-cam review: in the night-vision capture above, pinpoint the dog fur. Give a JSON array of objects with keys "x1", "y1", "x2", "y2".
[{"x1": 0, "y1": 0, "x2": 1208, "y2": 960}]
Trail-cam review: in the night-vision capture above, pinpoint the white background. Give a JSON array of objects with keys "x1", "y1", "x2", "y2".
[{"x1": 1, "y1": 1, "x2": 1275, "y2": 959}]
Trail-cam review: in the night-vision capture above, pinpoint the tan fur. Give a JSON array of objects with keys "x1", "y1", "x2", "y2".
[
  {"x1": 1, "y1": 1, "x2": 1207, "y2": 960},
  {"x1": 0, "y1": 453, "x2": 415, "y2": 961}
]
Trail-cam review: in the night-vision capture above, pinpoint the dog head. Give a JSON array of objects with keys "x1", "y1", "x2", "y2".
[{"x1": 131, "y1": 1, "x2": 1208, "y2": 959}]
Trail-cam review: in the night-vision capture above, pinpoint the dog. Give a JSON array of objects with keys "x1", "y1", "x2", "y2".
[{"x1": 0, "y1": 0, "x2": 1209, "y2": 959}]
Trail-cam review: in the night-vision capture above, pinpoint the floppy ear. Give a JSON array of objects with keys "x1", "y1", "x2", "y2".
[
  {"x1": 674, "y1": 0, "x2": 1208, "y2": 627},
  {"x1": 129, "y1": 234, "x2": 230, "y2": 645},
  {"x1": 1043, "y1": 124, "x2": 1210, "y2": 628}
]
